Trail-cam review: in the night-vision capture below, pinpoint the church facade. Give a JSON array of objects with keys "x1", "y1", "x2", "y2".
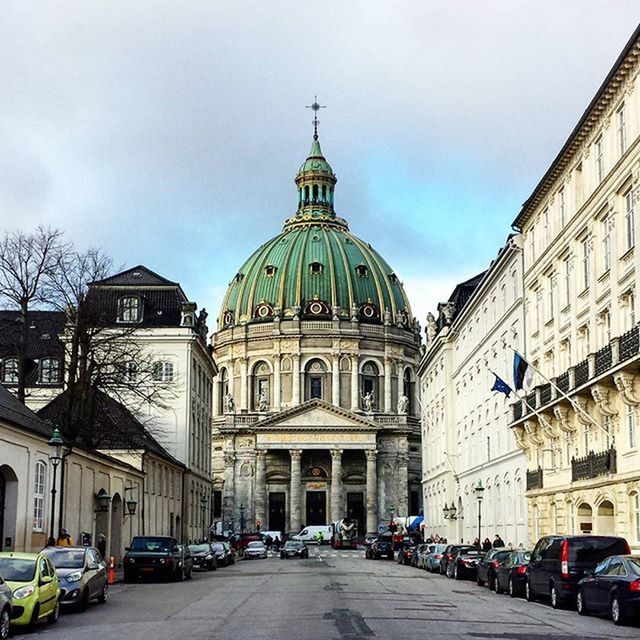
[{"x1": 211, "y1": 130, "x2": 422, "y2": 536}]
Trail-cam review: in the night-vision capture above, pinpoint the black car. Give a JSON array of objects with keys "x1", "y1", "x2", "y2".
[
  {"x1": 476, "y1": 548, "x2": 511, "y2": 589},
  {"x1": 397, "y1": 545, "x2": 416, "y2": 565},
  {"x1": 123, "y1": 536, "x2": 184, "y2": 582},
  {"x1": 211, "y1": 542, "x2": 234, "y2": 567},
  {"x1": 188, "y1": 543, "x2": 218, "y2": 571},
  {"x1": 280, "y1": 541, "x2": 309, "y2": 559},
  {"x1": 366, "y1": 533, "x2": 394, "y2": 560},
  {"x1": 176, "y1": 545, "x2": 193, "y2": 580},
  {"x1": 577, "y1": 555, "x2": 640, "y2": 625},
  {"x1": 450, "y1": 548, "x2": 484, "y2": 580},
  {"x1": 526, "y1": 535, "x2": 631, "y2": 608},
  {"x1": 495, "y1": 550, "x2": 531, "y2": 597},
  {"x1": 439, "y1": 545, "x2": 476, "y2": 575}
]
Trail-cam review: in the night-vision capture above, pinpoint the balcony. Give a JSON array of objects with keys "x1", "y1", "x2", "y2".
[
  {"x1": 526, "y1": 467, "x2": 543, "y2": 491},
  {"x1": 512, "y1": 401, "x2": 523, "y2": 421},
  {"x1": 540, "y1": 383, "x2": 552, "y2": 406},
  {"x1": 595, "y1": 345, "x2": 612, "y2": 376},
  {"x1": 620, "y1": 325, "x2": 639, "y2": 361},
  {"x1": 571, "y1": 447, "x2": 617, "y2": 482},
  {"x1": 556, "y1": 371, "x2": 570, "y2": 393},
  {"x1": 574, "y1": 360, "x2": 589, "y2": 387}
]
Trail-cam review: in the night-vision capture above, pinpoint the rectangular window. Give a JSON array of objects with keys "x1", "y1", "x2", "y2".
[
  {"x1": 635, "y1": 494, "x2": 640, "y2": 543},
  {"x1": 310, "y1": 377, "x2": 323, "y2": 399},
  {"x1": 153, "y1": 361, "x2": 174, "y2": 382},
  {"x1": 628, "y1": 406, "x2": 637, "y2": 449},
  {"x1": 603, "y1": 415, "x2": 612, "y2": 449},
  {"x1": 630, "y1": 293, "x2": 636, "y2": 329},
  {"x1": 486, "y1": 436, "x2": 491, "y2": 461},
  {"x1": 117, "y1": 296, "x2": 142, "y2": 323},
  {"x1": 625, "y1": 190, "x2": 635, "y2": 250},
  {"x1": 563, "y1": 258, "x2": 571, "y2": 307},
  {"x1": 33, "y1": 461, "x2": 46, "y2": 531},
  {"x1": 543, "y1": 208, "x2": 550, "y2": 245},
  {"x1": 595, "y1": 136, "x2": 604, "y2": 183},
  {"x1": 547, "y1": 274, "x2": 555, "y2": 321},
  {"x1": 617, "y1": 104, "x2": 627, "y2": 155},
  {"x1": 39, "y1": 358, "x2": 60, "y2": 384},
  {"x1": 559, "y1": 187, "x2": 566, "y2": 227},
  {"x1": 581, "y1": 238, "x2": 590, "y2": 290},
  {"x1": 2, "y1": 358, "x2": 18, "y2": 384},
  {"x1": 602, "y1": 217, "x2": 611, "y2": 272}
]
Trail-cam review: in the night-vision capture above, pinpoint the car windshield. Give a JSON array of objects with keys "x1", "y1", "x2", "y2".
[
  {"x1": 189, "y1": 544, "x2": 210, "y2": 553},
  {"x1": 130, "y1": 537, "x2": 173, "y2": 552},
  {"x1": 627, "y1": 558, "x2": 640, "y2": 575},
  {"x1": 43, "y1": 549, "x2": 85, "y2": 569},
  {"x1": 247, "y1": 542, "x2": 264, "y2": 548},
  {"x1": 0, "y1": 558, "x2": 36, "y2": 582},
  {"x1": 212, "y1": 543, "x2": 225, "y2": 552},
  {"x1": 569, "y1": 538, "x2": 629, "y2": 563},
  {"x1": 284, "y1": 541, "x2": 303, "y2": 549}
]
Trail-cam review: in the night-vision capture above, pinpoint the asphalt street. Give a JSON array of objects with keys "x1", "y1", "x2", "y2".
[{"x1": 12, "y1": 547, "x2": 640, "y2": 640}]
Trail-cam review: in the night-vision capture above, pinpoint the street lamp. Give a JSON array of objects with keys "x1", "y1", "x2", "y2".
[
  {"x1": 239, "y1": 503, "x2": 245, "y2": 534},
  {"x1": 124, "y1": 487, "x2": 137, "y2": 516},
  {"x1": 474, "y1": 480, "x2": 485, "y2": 544},
  {"x1": 442, "y1": 504, "x2": 450, "y2": 519},
  {"x1": 200, "y1": 495, "x2": 207, "y2": 541},
  {"x1": 448, "y1": 503, "x2": 457, "y2": 520},
  {"x1": 47, "y1": 428, "x2": 64, "y2": 539},
  {"x1": 95, "y1": 489, "x2": 112, "y2": 512}
]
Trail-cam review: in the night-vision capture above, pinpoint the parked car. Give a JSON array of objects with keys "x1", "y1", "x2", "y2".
[
  {"x1": 188, "y1": 543, "x2": 218, "y2": 571},
  {"x1": 123, "y1": 536, "x2": 184, "y2": 582},
  {"x1": 397, "y1": 544, "x2": 416, "y2": 565},
  {"x1": 211, "y1": 542, "x2": 235, "y2": 567},
  {"x1": 424, "y1": 544, "x2": 448, "y2": 572},
  {"x1": 244, "y1": 541, "x2": 268, "y2": 559},
  {"x1": 439, "y1": 544, "x2": 476, "y2": 575},
  {"x1": 526, "y1": 535, "x2": 631, "y2": 608},
  {"x1": 449, "y1": 548, "x2": 484, "y2": 580},
  {"x1": 577, "y1": 554, "x2": 640, "y2": 625},
  {"x1": 495, "y1": 550, "x2": 531, "y2": 597},
  {"x1": 0, "y1": 552, "x2": 60, "y2": 628},
  {"x1": 366, "y1": 533, "x2": 394, "y2": 560},
  {"x1": 411, "y1": 544, "x2": 429, "y2": 567},
  {"x1": 280, "y1": 541, "x2": 309, "y2": 559},
  {"x1": 476, "y1": 548, "x2": 511, "y2": 589},
  {"x1": 177, "y1": 545, "x2": 193, "y2": 579},
  {"x1": 42, "y1": 546, "x2": 107, "y2": 609},
  {"x1": 229, "y1": 533, "x2": 262, "y2": 552},
  {"x1": 364, "y1": 534, "x2": 377, "y2": 547},
  {"x1": 0, "y1": 574, "x2": 12, "y2": 640}
]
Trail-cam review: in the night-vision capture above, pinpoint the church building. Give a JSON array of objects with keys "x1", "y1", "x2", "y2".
[{"x1": 211, "y1": 123, "x2": 422, "y2": 536}]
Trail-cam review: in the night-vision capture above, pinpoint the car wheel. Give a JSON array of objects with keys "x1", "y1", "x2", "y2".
[
  {"x1": 176, "y1": 566, "x2": 185, "y2": 582},
  {"x1": 476, "y1": 575, "x2": 484, "y2": 587},
  {"x1": 488, "y1": 576, "x2": 495, "y2": 591},
  {"x1": 47, "y1": 600, "x2": 60, "y2": 624},
  {"x1": 0, "y1": 606, "x2": 11, "y2": 640},
  {"x1": 509, "y1": 577, "x2": 517, "y2": 598},
  {"x1": 611, "y1": 595, "x2": 625, "y2": 626},
  {"x1": 494, "y1": 577, "x2": 502, "y2": 594},
  {"x1": 576, "y1": 590, "x2": 588, "y2": 616},
  {"x1": 454, "y1": 565, "x2": 460, "y2": 580},
  {"x1": 550, "y1": 584, "x2": 562, "y2": 609},
  {"x1": 525, "y1": 579, "x2": 534, "y2": 602},
  {"x1": 446, "y1": 565, "x2": 453, "y2": 579},
  {"x1": 97, "y1": 582, "x2": 108, "y2": 604}
]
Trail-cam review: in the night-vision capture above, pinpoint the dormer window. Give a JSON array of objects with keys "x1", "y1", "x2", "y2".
[
  {"x1": 1, "y1": 358, "x2": 18, "y2": 384},
  {"x1": 310, "y1": 262, "x2": 323, "y2": 275},
  {"x1": 39, "y1": 358, "x2": 60, "y2": 384},
  {"x1": 265, "y1": 265, "x2": 277, "y2": 277},
  {"x1": 117, "y1": 296, "x2": 142, "y2": 323},
  {"x1": 356, "y1": 265, "x2": 368, "y2": 277}
]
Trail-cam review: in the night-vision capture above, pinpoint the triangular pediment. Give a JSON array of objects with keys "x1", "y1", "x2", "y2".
[{"x1": 256, "y1": 399, "x2": 377, "y2": 431}]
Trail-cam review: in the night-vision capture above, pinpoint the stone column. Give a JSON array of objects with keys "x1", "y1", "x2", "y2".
[
  {"x1": 365, "y1": 449, "x2": 378, "y2": 534},
  {"x1": 223, "y1": 452, "x2": 236, "y2": 533},
  {"x1": 240, "y1": 359, "x2": 248, "y2": 411},
  {"x1": 384, "y1": 358, "x2": 392, "y2": 413},
  {"x1": 292, "y1": 357, "x2": 301, "y2": 405},
  {"x1": 332, "y1": 354, "x2": 340, "y2": 406},
  {"x1": 330, "y1": 448, "x2": 344, "y2": 522},
  {"x1": 212, "y1": 370, "x2": 220, "y2": 415},
  {"x1": 254, "y1": 450, "x2": 267, "y2": 530},
  {"x1": 397, "y1": 452, "x2": 409, "y2": 515},
  {"x1": 350, "y1": 355, "x2": 359, "y2": 410},
  {"x1": 273, "y1": 356, "x2": 281, "y2": 411},
  {"x1": 289, "y1": 449, "x2": 302, "y2": 533}
]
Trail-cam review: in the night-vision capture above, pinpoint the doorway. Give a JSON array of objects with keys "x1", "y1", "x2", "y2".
[
  {"x1": 347, "y1": 493, "x2": 365, "y2": 537},
  {"x1": 0, "y1": 466, "x2": 18, "y2": 551},
  {"x1": 306, "y1": 491, "x2": 326, "y2": 525},
  {"x1": 111, "y1": 493, "x2": 123, "y2": 563},
  {"x1": 269, "y1": 492, "x2": 286, "y2": 534}
]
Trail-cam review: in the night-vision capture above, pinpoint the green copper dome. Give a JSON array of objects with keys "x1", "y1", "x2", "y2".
[{"x1": 218, "y1": 137, "x2": 413, "y2": 329}]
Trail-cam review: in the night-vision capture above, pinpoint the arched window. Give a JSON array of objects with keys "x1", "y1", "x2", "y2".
[
  {"x1": 631, "y1": 493, "x2": 640, "y2": 543},
  {"x1": 251, "y1": 361, "x2": 271, "y2": 410},
  {"x1": 304, "y1": 186, "x2": 310, "y2": 203},
  {"x1": 1, "y1": 358, "x2": 18, "y2": 384},
  {"x1": 321, "y1": 185, "x2": 327, "y2": 202},
  {"x1": 305, "y1": 359, "x2": 327, "y2": 400},
  {"x1": 360, "y1": 361, "x2": 379, "y2": 409},
  {"x1": 33, "y1": 461, "x2": 46, "y2": 531},
  {"x1": 219, "y1": 368, "x2": 229, "y2": 413},
  {"x1": 39, "y1": 358, "x2": 60, "y2": 384},
  {"x1": 312, "y1": 185, "x2": 319, "y2": 202},
  {"x1": 403, "y1": 368, "x2": 413, "y2": 414}
]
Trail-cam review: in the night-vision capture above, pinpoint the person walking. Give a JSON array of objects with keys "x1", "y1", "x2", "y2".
[
  {"x1": 482, "y1": 538, "x2": 492, "y2": 551},
  {"x1": 55, "y1": 528, "x2": 74, "y2": 546},
  {"x1": 473, "y1": 537, "x2": 481, "y2": 549},
  {"x1": 492, "y1": 534, "x2": 505, "y2": 548},
  {"x1": 97, "y1": 534, "x2": 107, "y2": 559}
]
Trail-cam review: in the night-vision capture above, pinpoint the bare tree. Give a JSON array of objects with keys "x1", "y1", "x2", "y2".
[{"x1": 0, "y1": 227, "x2": 65, "y2": 402}]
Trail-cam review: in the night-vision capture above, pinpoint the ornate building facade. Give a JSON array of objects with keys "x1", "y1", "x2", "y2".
[{"x1": 211, "y1": 132, "x2": 422, "y2": 535}]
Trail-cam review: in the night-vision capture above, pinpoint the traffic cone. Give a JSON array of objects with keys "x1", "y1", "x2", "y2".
[{"x1": 107, "y1": 556, "x2": 116, "y2": 585}]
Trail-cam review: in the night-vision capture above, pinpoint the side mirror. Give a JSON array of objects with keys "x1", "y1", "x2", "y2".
[
  {"x1": 124, "y1": 546, "x2": 131, "y2": 551},
  {"x1": 88, "y1": 563, "x2": 99, "y2": 571},
  {"x1": 40, "y1": 575, "x2": 53, "y2": 585}
]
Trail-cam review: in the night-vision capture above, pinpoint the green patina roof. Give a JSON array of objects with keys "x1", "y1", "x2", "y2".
[{"x1": 297, "y1": 139, "x2": 334, "y2": 175}]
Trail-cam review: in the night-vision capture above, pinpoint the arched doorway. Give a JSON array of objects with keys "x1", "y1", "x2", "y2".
[
  {"x1": 577, "y1": 502, "x2": 593, "y2": 534},
  {"x1": 111, "y1": 493, "x2": 123, "y2": 564},
  {"x1": 0, "y1": 465, "x2": 18, "y2": 551},
  {"x1": 596, "y1": 500, "x2": 615, "y2": 535}
]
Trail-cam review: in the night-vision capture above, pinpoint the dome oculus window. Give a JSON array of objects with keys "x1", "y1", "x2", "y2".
[
  {"x1": 222, "y1": 310, "x2": 234, "y2": 326},
  {"x1": 264, "y1": 265, "x2": 277, "y2": 277},
  {"x1": 253, "y1": 302, "x2": 274, "y2": 319},
  {"x1": 117, "y1": 296, "x2": 142, "y2": 323},
  {"x1": 356, "y1": 265, "x2": 368, "y2": 277},
  {"x1": 310, "y1": 262, "x2": 323, "y2": 275}
]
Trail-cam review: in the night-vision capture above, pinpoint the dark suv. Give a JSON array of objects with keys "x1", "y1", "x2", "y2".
[
  {"x1": 526, "y1": 535, "x2": 631, "y2": 608},
  {"x1": 124, "y1": 536, "x2": 184, "y2": 582},
  {"x1": 366, "y1": 533, "x2": 394, "y2": 560}
]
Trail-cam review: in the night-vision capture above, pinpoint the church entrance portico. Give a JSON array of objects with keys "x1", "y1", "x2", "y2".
[{"x1": 305, "y1": 491, "x2": 327, "y2": 525}]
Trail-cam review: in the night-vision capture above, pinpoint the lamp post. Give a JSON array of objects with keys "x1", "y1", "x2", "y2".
[
  {"x1": 239, "y1": 503, "x2": 245, "y2": 534},
  {"x1": 474, "y1": 480, "x2": 485, "y2": 544},
  {"x1": 200, "y1": 495, "x2": 207, "y2": 541},
  {"x1": 47, "y1": 428, "x2": 64, "y2": 539}
]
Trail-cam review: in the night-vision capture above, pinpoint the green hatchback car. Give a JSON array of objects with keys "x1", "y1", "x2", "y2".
[{"x1": 0, "y1": 552, "x2": 60, "y2": 628}]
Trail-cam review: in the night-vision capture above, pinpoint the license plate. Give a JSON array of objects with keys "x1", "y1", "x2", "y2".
[{"x1": 141, "y1": 567, "x2": 154, "y2": 572}]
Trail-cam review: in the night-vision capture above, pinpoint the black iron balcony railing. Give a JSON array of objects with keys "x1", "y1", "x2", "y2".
[
  {"x1": 557, "y1": 371, "x2": 570, "y2": 393},
  {"x1": 513, "y1": 401, "x2": 523, "y2": 421},
  {"x1": 620, "y1": 325, "x2": 640, "y2": 361},
  {"x1": 526, "y1": 391, "x2": 537, "y2": 410},
  {"x1": 571, "y1": 447, "x2": 617, "y2": 482},
  {"x1": 574, "y1": 359, "x2": 589, "y2": 387},
  {"x1": 526, "y1": 467, "x2": 543, "y2": 491},
  {"x1": 595, "y1": 345, "x2": 612, "y2": 376},
  {"x1": 540, "y1": 383, "x2": 552, "y2": 406}
]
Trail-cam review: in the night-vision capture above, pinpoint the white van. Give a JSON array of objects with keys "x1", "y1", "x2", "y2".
[{"x1": 291, "y1": 525, "x2": 333, "y2": 544}]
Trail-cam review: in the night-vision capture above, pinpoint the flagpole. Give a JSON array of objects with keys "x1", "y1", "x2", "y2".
[{"x1": 504, "y1": 344, "x2": 611, "y2": 441}]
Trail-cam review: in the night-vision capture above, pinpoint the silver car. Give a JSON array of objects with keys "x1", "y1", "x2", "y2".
[
  {"x1": 424, "y1": 544, "x2": 448, "y2": 572},
  {"x1": 243, "y1": 541, "x2": 267, "y2": 559},
  {"x1": 0, "y1": 573, "x2": 12, "y2": 640}
]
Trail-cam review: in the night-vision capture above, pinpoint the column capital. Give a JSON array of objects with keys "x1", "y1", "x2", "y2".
[
  {"x1": 289, "y1": 449, "x2": 303, "y2": 461},
  {"x1": 365, "y1": 449, "x2": 378, "y2": 462},
  {"x1": 256, "y1": 449, "x2": 267, "y2": 460},
  {"x1": 330, "y1": 448, "x2": 344, "y2": 461},
  {"x1": 223, "y1": 453, "x2": 236, "y2": 467}
]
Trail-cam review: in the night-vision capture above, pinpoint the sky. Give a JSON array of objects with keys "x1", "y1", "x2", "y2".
[{"x1": 2, "y1": 1, "x2": 640, "y2": 332}]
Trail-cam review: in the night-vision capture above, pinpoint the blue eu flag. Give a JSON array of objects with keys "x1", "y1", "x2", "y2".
[{"x1": 491, "y1": 373, "x2": 512, "y2": 398}]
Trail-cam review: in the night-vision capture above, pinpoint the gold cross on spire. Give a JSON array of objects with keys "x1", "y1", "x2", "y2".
[{"x1": 306, "y1": 95, "x2": 326, "y2": 140}]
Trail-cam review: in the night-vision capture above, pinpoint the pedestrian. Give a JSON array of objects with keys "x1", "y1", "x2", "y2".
[
  {"x1": 482, "y1": 538, "x2": 492, "y2": 551},
  {"x1": 55, "y1": 528, "x2": 74, "y2": 546},
  {"x1": 273, "y1": 536, "x2": 281, "y2": 551},
  {"x1": 473, "y1": 537, "x2": 480, "y2": 548},
  {"x1": 493, "y1": 534, "x2": 505, "y2": 548},
  {"x1": 45, "y1": 536, "x2": 56, "y2": 547},
  {"x1": 97, "y1": 533, "x2": 107, "y2": 559},
  {"x1": 316, "y1": 531, "x2": 324, "y2": 544}
]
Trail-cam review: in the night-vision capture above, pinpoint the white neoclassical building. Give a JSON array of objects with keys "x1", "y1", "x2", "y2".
[{"x1": 420, "y1": 237, "x2": 528, "y2": 546}]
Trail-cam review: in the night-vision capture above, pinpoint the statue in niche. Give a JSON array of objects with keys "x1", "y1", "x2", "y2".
[
  {"x1": 197, "y1": 308, "x2": 209, "y2": 338},
  {"x1": 258, "y1": 389, "x2": 269, "y2": 412},
  {"x1": 350, "y1": 302, "x2": 358, "y2": 321},
  {"x1": 362, "y1": 391, "x2": 374, "y2": 413},
  {"x1": 397, "y1": 395, "x2": 409, "y2": 414},
  {"x1": 384, "y1": 308, "x2": 392, "y2": 325},
  {"x1": 224, "y1": 393, "x2": 235, "y2": 413}
]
